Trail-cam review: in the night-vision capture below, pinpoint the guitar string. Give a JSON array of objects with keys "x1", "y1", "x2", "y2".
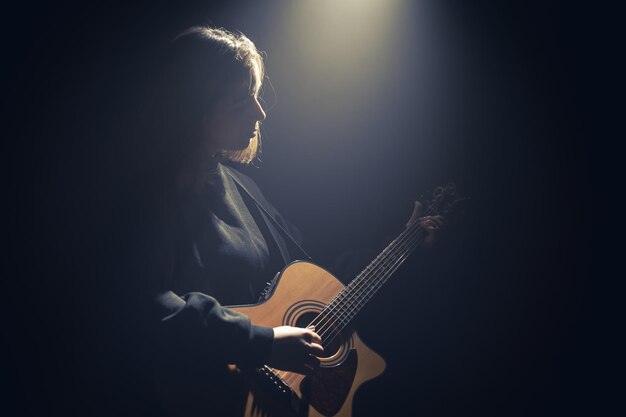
[
  {"x1": 311, "y1": 218, "x2": 426, "y2": 344},
  {"x1": 277, "y1": 206, "x2": 438, "y2": 385},
  {"x1": 310, "y1": 205, "x2": 437, "y2": 343},
  {"x1": 276, "y1": 216, "x2": 429, "y2": 386},
  {"x1": 277, "y1": 217, "x2": 433, "y2": 386},
  {"x1": 313, "y1": 213, "x2": 430, "y2": 345},
  {"x1": 324, "y1": 235, "x2": 422, "y2": 340},
  {"x1": 309, "y1": 206, "x2": 434, "y2": 337},
  {"x1": 320, "y1": 227, "x2": 425, "y2": 347}
]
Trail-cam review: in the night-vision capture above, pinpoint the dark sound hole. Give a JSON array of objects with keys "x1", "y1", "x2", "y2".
[{"x1": 295, "y1": 312, "x2": 343, "y2": 358}]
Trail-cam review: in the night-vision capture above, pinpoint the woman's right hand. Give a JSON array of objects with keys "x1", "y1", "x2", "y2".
[{"x1": 268, "y1": 325, "x2": 324, "y2": 374}]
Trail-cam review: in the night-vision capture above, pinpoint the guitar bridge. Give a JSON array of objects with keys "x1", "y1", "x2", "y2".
[{"x1": 252, "y1": 365, "x2": 303, "y2": 415}]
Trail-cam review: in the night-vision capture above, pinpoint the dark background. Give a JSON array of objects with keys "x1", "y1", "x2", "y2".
[{"x1": 4, "y1": 0, "x2": 596, "y2": 416}]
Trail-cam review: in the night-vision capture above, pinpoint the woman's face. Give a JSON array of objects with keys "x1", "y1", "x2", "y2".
[{"x1": 203, "y1": 73, "x2": 266, "y2": 153}]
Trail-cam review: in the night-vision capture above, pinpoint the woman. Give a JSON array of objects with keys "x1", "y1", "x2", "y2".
[
  {"x1": 131, "y1": 26, "x2": 325, "y2": 416},
  {"x1": 134, "y1": 26, "x2": 444, "y2": 416}
]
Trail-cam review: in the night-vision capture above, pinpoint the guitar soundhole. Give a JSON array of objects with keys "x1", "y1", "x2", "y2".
[{"x1": 295, "y1": 312, "x2": 344, "y2": 360}]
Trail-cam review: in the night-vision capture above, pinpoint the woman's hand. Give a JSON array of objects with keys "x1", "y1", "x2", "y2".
[
  {"x1": 268, "y1": 325, "x2": 324, "y2": 374},
  {"x1": 406, "y1": 201, "x2": 447, "y2": 248}
]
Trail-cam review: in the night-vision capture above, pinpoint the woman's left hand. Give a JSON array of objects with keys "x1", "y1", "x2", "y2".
[{"x1": 406, "y1": 201, "x2": 447, "y2": 248}]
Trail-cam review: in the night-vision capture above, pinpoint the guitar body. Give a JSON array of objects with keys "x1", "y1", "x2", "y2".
[
  {"x1": 155, "y1": 185, "x2": 460, "y2": 417},
  {"x1": 229, "y1": 261, "x2": 386, "y2": 417}
]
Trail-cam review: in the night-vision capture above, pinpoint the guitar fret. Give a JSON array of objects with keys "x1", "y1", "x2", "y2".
[
  {"x1": 313, "y1": 191, "x2": 454, "y2": 347},
  {"x1": 319, "y1": 223, "x2": 427, "y2": 344}
]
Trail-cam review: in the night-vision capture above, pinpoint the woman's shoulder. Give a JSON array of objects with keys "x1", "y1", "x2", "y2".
[
  {"x1": 220, "y1": 163, "x2": 266, "y2": 201},
  {"x1": 221, "y1": 163, "x2": 303, "y2": 245}
]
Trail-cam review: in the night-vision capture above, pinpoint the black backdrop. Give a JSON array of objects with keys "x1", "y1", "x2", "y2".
[{"x1": 4, "y1": 1, "x2": 596, "y2": 416}]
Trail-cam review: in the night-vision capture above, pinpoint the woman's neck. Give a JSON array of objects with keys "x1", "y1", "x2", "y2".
[{"x1": 175, "y1": 154, "x2": 222, "y2": 196}]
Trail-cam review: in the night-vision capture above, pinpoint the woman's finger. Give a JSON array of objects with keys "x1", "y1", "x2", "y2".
[
  {"x1": 406, "y1": 201, "x2": 424, "y2": 227},
  {"x1": 307, "y1": 331, "x2": 322, "y2": 344},
  {"x1": 430, "y1": 215, "x2": 447, "y2": 226},
  {"x1": 303, "y1": 329, "x2": 322, "y2": 344},
  {"x1": 420, "y1": 218, "x2": 438, "y2": 230},
  {"x1": 306, "y1": 342, "x2": 325, "y2": 356}
]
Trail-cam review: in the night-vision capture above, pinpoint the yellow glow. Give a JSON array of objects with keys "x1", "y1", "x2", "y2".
[{"x1": 267, "y1": 0, "x2": 405, "y2": 118}]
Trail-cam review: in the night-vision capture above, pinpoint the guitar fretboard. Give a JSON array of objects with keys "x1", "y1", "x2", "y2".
[{"x1": 312, "y1": 208, "x2": 435, "y2": 348}]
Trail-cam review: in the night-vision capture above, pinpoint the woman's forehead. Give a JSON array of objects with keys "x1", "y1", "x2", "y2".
[
  {"x1": 230, "y1": 77, "x2": 253, "y2": 98},
  {"x1": 247, "y1": 62, "x2": 263, "y2": 93},
  {"x1": 216, "y1": 61, "x2": 262, "y2": 100},
  {"x1": 221, "y1": 76, "x2": 255, "y2": 101}
]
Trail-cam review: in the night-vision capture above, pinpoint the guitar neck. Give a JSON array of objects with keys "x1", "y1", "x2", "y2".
[{"x1": 316, "y1": 218, "x2": 429, "y2": 346}]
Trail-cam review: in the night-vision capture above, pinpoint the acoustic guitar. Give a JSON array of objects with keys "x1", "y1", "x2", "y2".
[{"x1": 228, "y1": 184, "x2": 463, "y2": 417}]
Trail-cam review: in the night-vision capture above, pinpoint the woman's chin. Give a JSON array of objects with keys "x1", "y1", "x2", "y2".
[
  {"x1": 239, "y1": 138, "x2": 253, "y2": 149},
  {"x1": 216, "y1": 134, "x2": 253, "y2": 152},
  {"x1": 228, "y1": 138, "x2": 252, "y2": 151}
]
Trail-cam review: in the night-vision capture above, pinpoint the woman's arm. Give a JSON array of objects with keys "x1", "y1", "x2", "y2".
[
  {"x1": 155, "y1": 290, "x2": 274, "y2": 368},
  {"x1": 143, "y1": 187, "x2": 322, "y2": 374}
]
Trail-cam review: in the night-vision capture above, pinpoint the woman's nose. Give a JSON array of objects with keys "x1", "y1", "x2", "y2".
[{"x1": 252, "y1": 96, "x2": 266, "y2": 122}]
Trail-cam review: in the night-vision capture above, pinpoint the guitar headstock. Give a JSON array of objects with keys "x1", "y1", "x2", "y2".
[{"x1": 427, "y1": 183, "x2": 469, "y2": 224}]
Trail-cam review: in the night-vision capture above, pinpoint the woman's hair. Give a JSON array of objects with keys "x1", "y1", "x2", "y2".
[{"x1": 145, "y1": 26, "x2": 265, "y2": 178}]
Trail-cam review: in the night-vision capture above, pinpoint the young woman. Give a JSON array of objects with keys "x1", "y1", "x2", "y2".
[{"x1": 134, "y1": 26, "x2": 444, "y2": 416}]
